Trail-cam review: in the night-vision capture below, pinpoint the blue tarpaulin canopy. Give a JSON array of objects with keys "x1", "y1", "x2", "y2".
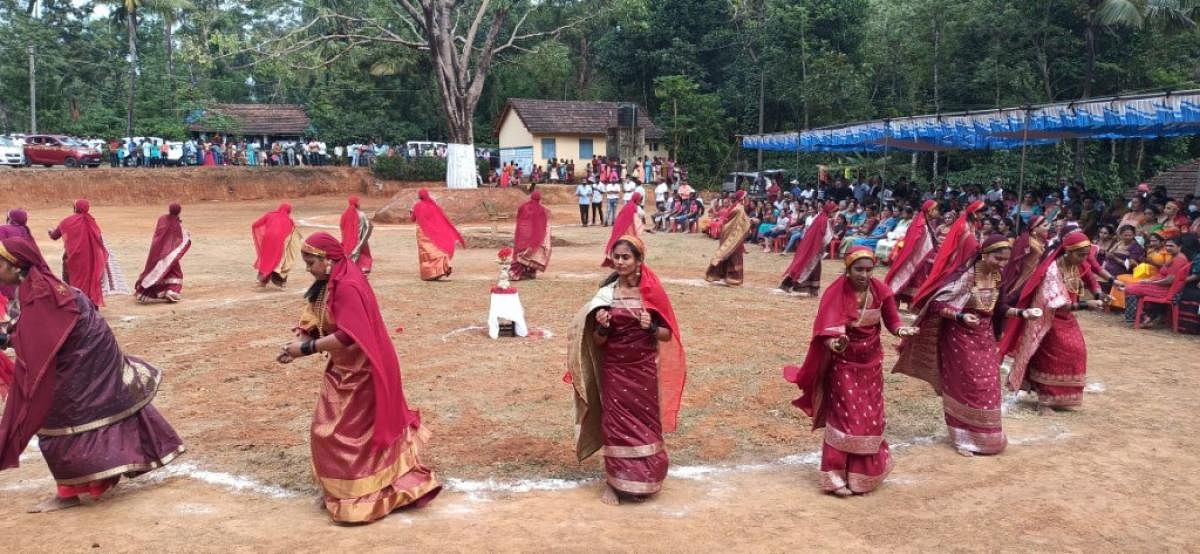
[{"x1": 742, "y1": 90, "x2": 1200, "y2": 153}]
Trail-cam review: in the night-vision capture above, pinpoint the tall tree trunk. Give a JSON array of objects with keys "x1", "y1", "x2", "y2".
[
  {"x1": 1075, "y1": 7, "x2": 1098, "y2": 180},
  {"x1": 799, "y1": 9, "x2": 809, "y2": 129},
  {"x1": 931, "y1": 13, "x2": 941, "y2": 181},
  {"x1": 756, "y1": 68, "x2": 765, "y2": 170},
  {"x1": 165, "y1": 15, "x2": 175, "y2": 94},
  {"x1": 126, "y1": 9, "x2": 137, "y2": 140}
]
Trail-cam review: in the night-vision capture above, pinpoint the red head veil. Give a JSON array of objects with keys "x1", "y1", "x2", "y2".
[
  {"x1": 0, "y1": 237, "x2": 81, "y2": 469},
  {"x1": 56, "y1": 198, "x2": 108, "y2": 306},
  {"x1": 613, "y1": 234, "x2": 687, "y2": 432},
  {"x1": 339, "y1": 196, "x2": 366, "y2": 253},
  {"x1": 412, "y1": 188, "x2": 466, "y2": 255},
  {"x1": 602, "y1": 191, "x2": 644, "y2": 267},
  {"x1": 302, "y1": 232, "x2": 419, "y2": 448},
  {"x1": 514, "y1": 191, "x2": 550, "y2": 257},
  {"x1": 911, "y1": 200, "x2": 984, "y2": 311},
  {"x1": 783, "y1": 247, "x2": 891, "y2": 430},
  {"x1": 998, "y1": 231, "x2": 1092, "y2": 360},
  {"x1": 999, "y1": 214, "x2": 1046, "y2": 295},
  {"x1": 251, "y1": 202, "x2": 296, "y2": 274},
  {"x1": 884, "y1": 200, "x2": 938, "y2": 289}
]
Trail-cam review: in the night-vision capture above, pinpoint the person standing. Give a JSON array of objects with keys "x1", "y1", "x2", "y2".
[
  {"x1": 279, "y1": 233, "x2": 440, "y2": 523},
  {"x1": 576, "y1": 181, "x2": 592, "y2": 226},
  {"x1": 511, "y1": 191, "x2": 552, "y2": 280},
  {"x1": 605, "y1": 179, "x2": 621, "y2": 226},
  {"x1": 706, "y1": 191, "x2": 752, "y2": 286},
  {"x1": 339, "y1": 196, "x2": 374, "y2": 275},
  {"x1": 251, "y1": 202, "x2": 301, "y2": 288},
  {"x1": 48, "y1": 200, "x2": 110, "y2": 307},
  {"x1": 411, "y1": 188, "x2": 466, "y2": 281},
  {"x1": 999, "y1": 232, "x2": 1106, "y2": 414},
  {"x1": 568, "y1": 235, "x2": 686, "y2": 505},
  {"x1": 783, "y1": 247, "x2": 915, "y2": 496},
  {"x1": 591, "y1": 179, "x2": 606, "y2": 227},
  {"x1": 0, "y1": 237, "x2": 184, "y2": 513},
  {"x1": 135, "y1": 204, "x2": 191, "y2": 303}
]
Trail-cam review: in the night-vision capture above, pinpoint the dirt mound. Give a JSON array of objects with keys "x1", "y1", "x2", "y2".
[
  {"x1": 0, "y1": 166, "x2": 441, "y2": 208},
  {"x1": 460, "y1": 229, "x2": 575, "y2": 249},
  {"x1": 373, "y1": 185, "x2": 578, "y2": 225}
]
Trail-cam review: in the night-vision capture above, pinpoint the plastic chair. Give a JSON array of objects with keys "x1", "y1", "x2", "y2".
[
  {"x1": 1132, "y1": 264, "x2": 1191, "y2": 330},
  {"x1": 828, "y1": 239, "x2": 842, "y2": 258}
]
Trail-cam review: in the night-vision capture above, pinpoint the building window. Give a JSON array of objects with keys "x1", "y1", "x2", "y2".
[
  {"x1": 541, "y1": 138, "x2": 556, "y2": 161},
  {"x1": 579, "y1": 138, "x2": 593, "y2": 159}
]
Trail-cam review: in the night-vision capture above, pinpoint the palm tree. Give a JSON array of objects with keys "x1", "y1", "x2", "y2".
[
  {"x1": 110, "y1": 0, "x2": 142, "y2": 140},
  {"x1": 1073, "y1": 0, "x2": 1199, "y2": 177},
  {"x1": 143, "y1": 0, "x2": 194, "y2": 95}
]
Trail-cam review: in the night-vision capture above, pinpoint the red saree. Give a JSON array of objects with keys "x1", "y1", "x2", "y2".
[
  {"x1": 512, "y1": 191, "x2": 552, "y2": 280},
  {"x1": 50, "y1": 200, "x2": 108, "y2": 307},
  {"x1": 784, "y1": 275, "x2": 900, "y2": 493},
  {"x1": 1000, "y1": 234, "x2": 1099, "y2": 409},
  {"x1": 412, "y1": 188, "x2": 465, "y2": 280},
  {"x1": 885, "y1": 200, "x2": 938, "y2": 304},
  {"x1": 781, "y1": 211, "x2": 831, "y2": 295},
  {"x1": 298, "y1": 233, "x2": 439, "y2": 523},
  {"x1": 340, "y1": 196, "x2": 374, "y2": 274},
  {"x1": 251, "y1": 203, "x2": 299, "y2": 285},
  {"x1": 0, "y1": 237, "x2": 183, "y2": 495},
  {"x1": 135, "y1": 204, "x2": 190, "y2": 303},
  {"x1": 911, "y1": 201, "x2": 983, "y2": 310}
]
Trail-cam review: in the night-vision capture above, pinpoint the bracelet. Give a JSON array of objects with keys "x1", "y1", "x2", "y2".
[
  {"x1": 596, "y1": 325, "x2": 611, "y2": 337},
  {"x1": 954, "y1": 313, "x2": 965, "y2": 323},
  {"x1": 301, "y1": 339, "x2": 316, "y2": 356}
]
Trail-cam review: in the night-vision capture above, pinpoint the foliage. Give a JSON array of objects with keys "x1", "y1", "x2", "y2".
[{"x1": 371, "y1": 155, "x2": 490, "y2": 182}]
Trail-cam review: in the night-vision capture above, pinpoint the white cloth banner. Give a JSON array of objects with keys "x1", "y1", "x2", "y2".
[
  {"x1": 488, "y1": 293, "x2": 529, "y2": 339},
  {"x1": 446, "y1": 143, "x2": 478, "y2": 189}
]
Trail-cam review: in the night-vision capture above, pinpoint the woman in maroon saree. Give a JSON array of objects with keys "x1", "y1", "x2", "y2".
[
  {"x1": 780, "y1": 202, "x2": 835, "y2": 296},
  {"x1": 783, "y1": 247, "x2": 916, "y2": 495},
  {"x1": 279, "y1": 232, "x2": 440, "y2": 523},
  {"x1": 894, "y1": 235, "x2": 1043, "y2": 456},
  {"x1": 569, "y1": 235, "x2": 686, "y2": 505},
  {"x1": 48, "y1": 199, "x2": 109, "y2": 307},
  {"x1": 1000, "y1": 215, "x2": 1050, "y2": 302},
  {"x1": 135, "y1": 203, "x2": 191, "y2": 303},
  {"x1": 1000, "y1": 231, "x2": 1106, "y2": 414},
  {"x1": 885, "y1": 200, "x2": 940, "y2": 308},
  {"x1": 0, "y1": 237, "x2": 184, "y2": 512}
]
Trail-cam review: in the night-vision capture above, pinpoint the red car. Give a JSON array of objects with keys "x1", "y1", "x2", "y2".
[{"x1": 22, "y1": 135, "x2": 102, "y2": 168}]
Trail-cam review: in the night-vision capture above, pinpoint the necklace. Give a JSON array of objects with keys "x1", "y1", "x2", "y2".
[{"x1": 971, "y1": 263, "x2": 1000, "y2": 312}]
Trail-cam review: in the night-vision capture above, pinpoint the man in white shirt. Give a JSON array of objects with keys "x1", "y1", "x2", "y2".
[
  {"x1": 622, "y1": 178, "x2": 638, "y2": 203},
  {"x1": 591, "y1": 180, "x2": 606, "y2": 226},
  {"x1": 576, "y1": 182, "x2": 593, "y2": 226},
  {"x1": 605, "y1": 180, "x2": 621, "y2": 225},
  {"x1": 986, "y1": 178, "x2": 1005, "y2": 203},
  {"x1": 654, "y1": 180, "x2": 669, "y2": 211}
]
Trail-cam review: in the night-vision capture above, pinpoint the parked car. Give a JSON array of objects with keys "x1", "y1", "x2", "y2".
[
  {"x1": 23, "y1": 135, "x2": 102, "y2": 168},
  {"x1": 722, "y1": 169, "x2": 787, "y2": 198},
  {"x1": 0, "y1": 136, "x2": 24, "y2": 167}
]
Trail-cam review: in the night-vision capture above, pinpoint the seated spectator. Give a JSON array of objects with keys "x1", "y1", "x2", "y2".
[
  {"x1": 875, "y1": 206, "x2": 913, "y2": 262},
  {"x1": 1112, "y1": 232, "x2": 1171, "y2": 309},
  {"x1": 1098, "y1": 224, "x2": 1144, "y2": 293},
  {"x1": 760, "y1": 210, "x2": 792, "y2": 252},
  {"x1": 847, "y1": 207, "x2": 897, "y2": 253},
  {"x1": 1117, "y1": 236, "x2": 1189, "y2": 326}
]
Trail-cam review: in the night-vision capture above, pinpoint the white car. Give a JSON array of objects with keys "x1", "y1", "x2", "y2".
[{"x1": 0, "y1": 136, "x2": 24, "y2": 167}]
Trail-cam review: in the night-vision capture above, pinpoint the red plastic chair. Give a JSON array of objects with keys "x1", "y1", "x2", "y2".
[
  {"x1": 772, "y1": 234, "x2": 787, "y2": 253},
  {"x1": 1133, "y1": 264, "x2": 1191, "y2": 330},
  {"x1": 828, "y1": 239, "x2": 842, "y2": 259}
]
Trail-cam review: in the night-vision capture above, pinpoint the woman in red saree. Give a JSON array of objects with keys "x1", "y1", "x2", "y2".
[
  {"x1": 780, "y1": 202, "x2": 835, "y2": 296},
  {"x1": 894, "y1": 235, "x2": 1043, "y2": 456},
  {"x1": 48, "y1": 199, "x2": 109, "y2": 307},
  {"x1": 512, "y1": 191, "x2": 552, "y2": 280},
  {"x1": 411, "y1": 188, "x2": 465, "y2": 281},
  {"x1": 911, "y1": 201, "x2": 985, "y2": 312},
  {"x1": 602, "y1": 191, "x2": 645, "y2": 267},
  {"x1": 783, "y1": 247, "x2": 915, "y2": 496},
  {"x1": 999, "y1": 215, "x2": 1050, "y2": 302},
  {"x1": 135, "y1": 203, "x2": 191, "y2": 303},
  {"x1": 706, "y1": 190, "x2": 751, "y2": 286},
  {"x1": 885, "y1": 200, "x2": 940, "y2": 307},
  {"x1": 568, "y1": 235, "x2": 686, "y2": 505},
  {"x1": 0, "y1": 237, "x2": 184, "y2": 512},
  {"x1": 251, "y1": 202, "x2": 301, "y2": 288},
  {"x1": 340, "y1": 196, "x2": 374, "y2": 275},
  {"x1": 279, "y1": 232, "x2": 440, "y2": 523},
  {"x1": 1000, "y1": 231, "x2": 1106, "y2": 414}
]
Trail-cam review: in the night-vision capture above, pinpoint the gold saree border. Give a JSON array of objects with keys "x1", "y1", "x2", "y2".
[
  {"x1": 324, "y1": 470, "x2": 441, "y2": 524},
  {"x1": 603, "y1": 441, "x2": 663, "y2": 459},
  {"x1": 819, "y1": 457, "x2": 894, "y2": 494},
  {"x1": 1036, "y1": 391, "x2": 1083, "y2": 408},
  {"x1": 946, "y1": 426, "x2": 1007, "y2": 455},
  {"x1": 316, "y1": 426, "x2": 432, "y2": 499},
  {"x1": 54, "y1": 445, "x2": 185, "y2": 486},
  {"x1": 942, "y1": 394, "x2": 1002, "y2": 428},
  {"x1": 38, "y1": 360, "x2": 161, "y2": 437},
  {"x1": 1029, "y1": 369, "x2": 1087, "y2": 388},
  {"x1": 607, "y1": 476, "x2": 662, "y2": 495},
  {"x1": 824, "y1": 425, "x2": 884, "y2": 456}
]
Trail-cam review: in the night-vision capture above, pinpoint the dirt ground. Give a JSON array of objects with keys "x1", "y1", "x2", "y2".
[{"x1": 0, "y1": 191, "x2": 1197, "y2": 552}]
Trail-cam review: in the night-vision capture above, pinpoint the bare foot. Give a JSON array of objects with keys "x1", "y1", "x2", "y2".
[
  {"x1": 832, "y1": 487, "x2": 853, "y2": 497},
  {"x1": 600, "y1": 484, "x2": 620, "y2": 506},
  {"x1": 28, "y1": 496, "x2": 80, "y2": 513},
  {"x1": 956, "y1": 448, "x2": 975, "y2": 458}
]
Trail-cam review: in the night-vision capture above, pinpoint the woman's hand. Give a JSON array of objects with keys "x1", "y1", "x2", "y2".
[
  {"x1": 1022, "y1": 308, "x2": 1043, "y2": 319},
  {"x1": 595, "y1": 309, "x2": 612, "y2": 328},
  {"x1": 1087, "y1": 299, "x2": 1105, "y2": 310},
  {"x1": 1113, "y1": 281, "x2": 1127, "y2": 290},
  {"x1": 281, "y1": 340, "x2": 304, "y2": 359},
  {"x1": 276, "y1": 351, "x2": 294, "y2": 364},
  {"x1": 638, "y1": 310, "x2": 653, "y2": 330},
  {"x1": 960, "y1": 313, "x2": 981, "y2": 327},
  {"x1": 825, "y1": 335, "x2": 849, "y2": 354},
  {"x1": 896, "y1": 326, "x2": 919, "y2": 337}
]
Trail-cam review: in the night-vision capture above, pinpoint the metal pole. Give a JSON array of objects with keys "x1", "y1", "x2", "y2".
[
  {"x1": 1015, "y1": 109, "x2": 1030, "y2": 233},
  {"x1": 27, "y1": 45, "x2": 36, "y2": 134}
]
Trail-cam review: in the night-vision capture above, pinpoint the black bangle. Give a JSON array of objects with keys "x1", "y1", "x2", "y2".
[
  {"x1": 301, "y1": 339, "x2": 316, "y2": 355},
  {"x1": 596, "y1": 325, "x2": 611, "y2": 337},
  {"x1": 954, "y1": 313, "x2": 965, "y2": 323}
]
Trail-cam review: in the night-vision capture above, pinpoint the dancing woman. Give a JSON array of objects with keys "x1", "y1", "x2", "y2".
[
  {"x1": 512, "y1": 191, "x2": 552, "y2": 280},
  {"x1": 568, "y1": 235, "x2": 686, "y2": 505},
  {"x1": 0, "y1": 237, "x2": 184, "y2": 512},
  {"x1": 48, "y1": 199, "x2": 110, "y2": 306},
  {"x1": 411, "y1": 188, "x2": 465, "y2": 281},
  {"x1": 780, "y1": 202, "x2": 835, "y2": 296},
  {"x1": 783, "y1": 247, "x2": 916, "y2": 496},
  {"x1": 251, "y1": 202, "x2": 301, "y2": 288},
  {"x1": 911, "y1": 201, "x2": 985, "y2": 312},
  {"x1": 894, "y1": 235, "x2": 1042, "y2": 456},
  {"x1": 884, "y1": 200, "x2": 940, "y2": 308},
  {"x1": 340, "y1": 196, "x2": 374, "y2": 275},
  {"x1": 135, "y1": 203, "x2": 191, "y2": 303},
  {"x1": 1000, "y1": 232, "x2": 1107, "y2": 414},
  {"x1": 999, "y1": 215, "x2": 1050, "y2": 301},
  {"x1": 706, "y1": 190, "x2": 751, "y2": 286},
  {"x1": 279, "y1": 232, "x2": 440, "y2": 523}
]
